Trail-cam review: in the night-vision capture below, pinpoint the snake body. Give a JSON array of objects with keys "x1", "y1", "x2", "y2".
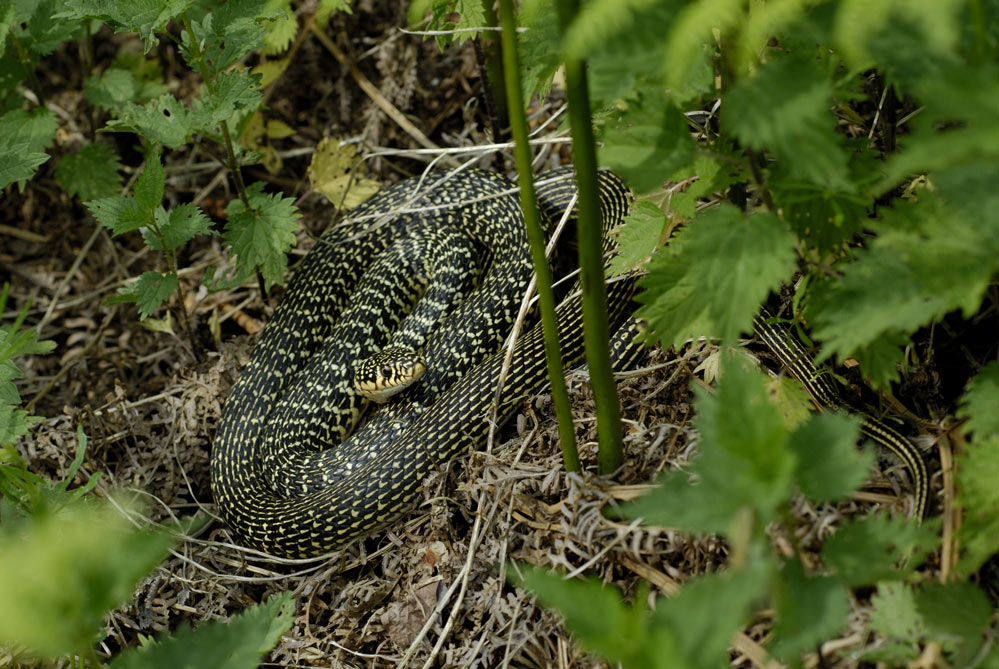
[{"x1": 211, "y1": 167, "x2": 633, "y2": 558}]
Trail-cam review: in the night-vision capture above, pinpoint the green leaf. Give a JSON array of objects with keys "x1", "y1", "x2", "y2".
[
  {"x1": 10, "y1": 0, "x2": 83, "y2": 55},
  {"x1": 142, "y1": 204, "x2": 212, "y2": 251},
  {"x1": 105, "y1": 93, "x2": 194, "y2": 149},
  {"x1": 637, "y1": 204, "x2": 797, "y2": 349},
  {"x1": 724, "y1": 57, "x2": 851, "y2": 190},
  {"x1": 424, "y1": 0, "x2": 488, "y2": 47},
  {"x1": 821, "y1": 514, "x2": 937, "y2": 586},
  {"x1": 868, "y1": 581, "x2": 925, "y2": 644},
  {"x1": 86, "y1": 195, "x2": 148, "y2": 236},
  {"x1": 134, "y1": 149, "x2": 164, "y2": 211},
  {"x1": 0, "y1": 498, "x2": 173, "y2": 659},
  {"x1": 511, "y1": 566, "x2": 652, "y2": 666},
  {"x1": 771, "y1": 559, "x2": 850, "y2": 662},
  {"x1": 915, "y1": 582, "x2": 991, "y2": 665},
  {"x1": 668, "y1": 154, "x2": 735, "y2": 220},
  {"x1": 180, "y1": 0, "x2": 268, "y2": 75},
  {"x1": 83, "y1": 67, "x2": 140, "y2": 111},
  {"x1": 662, "y1": 0, "x2": 742, "y2": 93},
  {"x1": 811, "y1": 194, "x2": 999, "y2": 372},
  {"x1": 196, "y1": 69, "x2": 262, "y2": 129},
  {"x1": 954, "y1": 436, "x2": 999, "y2": 576},
  {"x1": 107, "y1": 271, "x2": 178, "y2": 320},
  {"x1": 0, "y1": 108, "x2": 58, "y2": 154},
  {"x1": 0, "y1": 141, "x2": 48, "y2": 190},
  {"x1": 607, "y1": 200, "x2": 667, "y2": 275},
  {"x1": 518, "y1": 0, "x2": 561, "y2": 101},
  {"x1": 55, "y1": 142, "x2": 124, "y2": 200},
  {"x1": 624, "y1": 353, "x2": 796, "y2": 532},
  {"x1": 223, "y1": 182, "x2": 300, "y2": 289},
  {"x1": 788, "y1": 411, "x2": 871, "y2": 503},
  {"x1": 109, "y1": 593, "x2": 294, "y2": 669},
  {"x1": 58, "y1": 0, "x2": 191, "y2": 51},
  {"x1": 597, "y1": 92, "x2": 694, "y2": 193},
  {"x1": 957, "y1": 361, "x2": 999, "y2": 441}
]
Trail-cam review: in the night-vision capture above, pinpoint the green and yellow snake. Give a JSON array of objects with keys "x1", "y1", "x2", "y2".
[{"x1": 211, "y1": 166, "x2": 634, "y2": 558}]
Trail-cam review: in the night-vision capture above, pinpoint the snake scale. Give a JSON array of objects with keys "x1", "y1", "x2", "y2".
[{"x1": 211, "y1": 166, "x2": 634, "y2": 558}]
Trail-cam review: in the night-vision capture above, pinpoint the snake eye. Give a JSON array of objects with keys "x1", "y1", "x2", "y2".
[{"x1": 381, "y1": 364, "x2": 393, "y2": 377}]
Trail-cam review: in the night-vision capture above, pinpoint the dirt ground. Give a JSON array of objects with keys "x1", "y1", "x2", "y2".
[{"x1": 2, "y1": 3, "x2": 974, "y2": 667}]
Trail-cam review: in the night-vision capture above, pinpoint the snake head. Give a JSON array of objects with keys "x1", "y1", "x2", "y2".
[{"x1": 354, "y1": 346, "x2": 427, "y2": 403}]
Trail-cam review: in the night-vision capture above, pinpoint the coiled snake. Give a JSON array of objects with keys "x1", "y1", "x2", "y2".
[{"x1": 211, "y1": 166, "x2": 634, "y2": 558}]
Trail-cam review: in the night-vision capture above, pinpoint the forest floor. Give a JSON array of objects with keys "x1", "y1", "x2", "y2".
[{"x1": 2, "y1": 3, "x2": 951, "y2": 667}]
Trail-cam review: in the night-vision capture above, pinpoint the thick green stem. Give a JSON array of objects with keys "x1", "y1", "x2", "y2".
[
  {"x1": 498, "y1": 0, "x2": 579, "y2": 473},
  {"x1": 554, "y1": 0, "x2": 624, "y2": 475}
]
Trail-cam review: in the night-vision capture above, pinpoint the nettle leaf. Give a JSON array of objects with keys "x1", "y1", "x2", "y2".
[
  {"x1": 668, "y1": 153, "x2": 737, "y2": 221},
  {"x1": 133, "y1": 150, "x2": 164, "y2": 211},
  {"x1": 637, "y1": 204, "x2": 797, "y2": 349},
  {"x1": 868, "y1": 581, "x2": 925, "y2": 644},
  {"x1": 0, "y1": 4, "x2": 14, "y2": 53},
  {"x1": 142, "y1": 204, "x2": 212, "y2": 251},
  {"x1": 86, "y1": 195, "x2": 148, "y2": 236},
  {"x1": 880, "y1": 65, "x2": 999, "y2": 191},
  {"x1": 223, "y1": 182, "x2": 300, "y2": 289},
  {"x1": 425, "y1": 0, "x2": 488, "y2": 48},
  {"x1": 821, "y1": 514, "x2": 937, "y2": 586},
  {"x1": 771, "y1": 559, "x2": 850, "y2": 662},
  {"x1": 954, "y1": 436, "x2": 999, "y2": 576},
  {"x1": 598, "y1": 92, "x2": 694, "y2": 193},
  {"x1": 518, "y1": 0, "x2": 560, "y2": 101},
  {"x1": 511, "y1": 566, "x2": 653, "y2": 667},
  {"x1": 915, "y1": 582, "x2": 991, "y2": 666},
  {"x1": 107, "y1": 271, "x2": 179, "y2": 320},
  {"x1": 625, "y1": 353, "x2": 795, "y2": 532},
  {"x1": 0, "y1": 498, "x2": 173, "y2": 659},
  {"x1": 788, "y1": 411, "x2": 871, "y2": 503},
  {"x1": 109, "y1": 593, "x2": 293, "y2": 669},
  {"x1": 0, "y1": 108, "x2": 58, "y2": 155},
  {"x1": 105, "y1": 94, "x2": 194, "y2": 149},
  {"x1": 11, "y1": 0, "x2": 83, "y2": 55},
  {"x1": 198, "y1": 69, "x2": 262, "y2": 129},
  {"x1": 0, "y1": 142, "x2": 48, "y2": 190},
  {"x1": 663, "y1": 0, "x2": 741, "y2": 93},
  {"x1": 810, "y1": 194, "x2": 999, "y2": 373},
  {"x1": 58, "y1": 0, "x2": 191, "y2": 51},
  {"x1": 180, "y1": 0, "x2": 268, "y2": 75},
  {"x1": 958, "y1": 362, "x2": 999, "y2": 440},
  {"x1": 83, "y1": 67, "x2": 140, "y2": 112},
  {"x1": 54, "y1": 142, "x2": 124, "y2": 200},
  {"x1": 607, "y1": 200, "x2": 667, "y2": 275},
  {"x1": 724, "y1": 57, "x2": 851, "y2": 190}
]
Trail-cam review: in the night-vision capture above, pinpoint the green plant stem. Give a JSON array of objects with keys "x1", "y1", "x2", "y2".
[
  {"x1": 554, "y1": 0, "x2": 624, "y2": 476},
  {"x1": 180, "y1": 11, "x2": 251, "y2": 208},
  {"x1": 498, "y1": 0, "x2": 578, "y2": 473}
]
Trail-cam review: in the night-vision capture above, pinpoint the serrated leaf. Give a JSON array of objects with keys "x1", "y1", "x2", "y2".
[
  {"x1": 868, "y1": 581, "x2": 925, "y2": 644},
  {"x1": 0, "y1": 498, "x2": 173, "y2": 658},
  {"x1": 142, "y1": 204, "x2": 212, "y2": 251},
  {"x1": 108, "y1": 271, "x2": 178, "y2": 320},
  {"x1": 663, "y1": 0, "x2": 742, "y2": 93},
  {"x1": 105, "y1": 94, "x2": 194, "y2": 149},
  {"x1": 958, "y1": 362, "x2": 999, "y2": 441},
  {"x1": 811, "y1": 194, "x2": 999, "y2": 371},
  {"x1": 0, "y1": 108, "x2": 58, "y2": 154},
  {"x1": 625, "y1": 353, "x2": 795, "y2": 532},
  {"x1": 598, "y1": 92, "x2": 694, "y2": 193},
  {"x1": 669, "y1": 154, "x2": 728, "y2": 220},
  {"x1": 0, "y1": 142, "x2": 48, "y2": 190},
  {"x1": 637, "y1": 204, "x2": 797, "y2": 349},
  {"x1": 518, "y1": 0, "x2": 560, "y2": 101},
  {"x1": 771, "y1": 559, "x2": 850, "y2": 661},
  {"x1": 821, "y1": 514, "x2": 937, "y2": 586},
  {"x1": 109, "y1": 593, "x2": 293, "y2": 669},
  {"x1": 223, "y1": 182, "x2": 300, "y2": 289},
  {"x1": 55, "y1": 142, "x2": 124, "y2": 200},
  {"x1": 307, "y1": 138, "x2": 380, "y2": 210},
  {"x1": 261, "y1": 10, "x2": 296, "y2": 55},
  {"x1": 607, "y1": 200, "x2": 667, "y2": 275},
  {"x1": 766, "y1": 374, "x2": 814, "y2": 430},
  {"x1": 511, "y1": 566, "x2": 652, "y2": 666},
  {"x1": 134, "y1": 150, "x2": 164, "y2": 211},
  {"x1": 954, "y1": 436, "x2": 999, "y2": 576},
  {"x1": 788, "y1": 411, "x2": 871, "y2": 503},
  {"x1": 724, "y1": 57, "x2": 851, "y2": 190},
  {"x1": 83, "y1": 67, "x2": 140, "y2": 111},
  {"x1": 425, "y1": 0, "x2": 488, "y2": 47},
  {"x1": 86, "y1": 195, "x2": 148, "y2": 236},
  {"x1": 198, "y1": 69, "x2": 262, "y2": 129},
  {"x1": 915, "y1": 582, "x2": 991, "y2": 665},
  {"x1": 180, "y1": 0, "x2": 268, "y2": 76},
  {"x1": 58, "y1": 0, "x2": 191, "y2": 51},
  {"x1": 11, "y1": 0, "x2": 83, "y2": 55}
]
